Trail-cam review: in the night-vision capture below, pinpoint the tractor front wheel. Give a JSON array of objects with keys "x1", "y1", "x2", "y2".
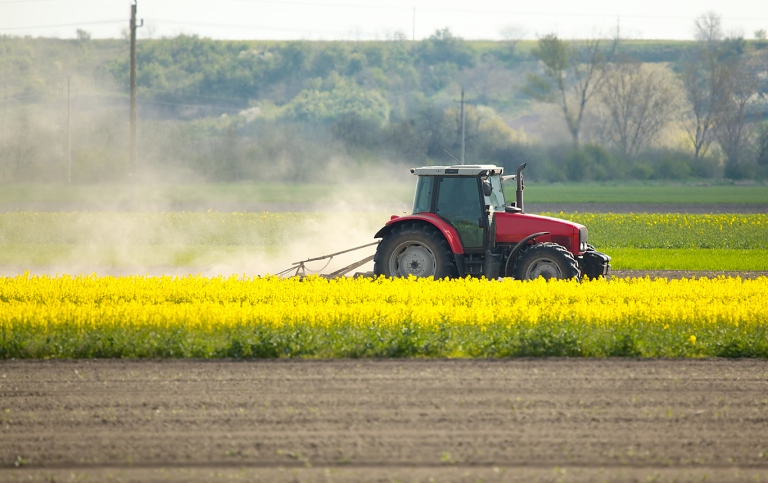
[
  {"x1": 512, "y1": 243, "x2": 580, "y2": 281},
  {"x1": 374, "y1": 223, "x2": 457, "y2": 278}
]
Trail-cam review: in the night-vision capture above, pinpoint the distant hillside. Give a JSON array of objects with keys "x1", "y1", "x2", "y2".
[
  {"x1": 0, "y1": 35, "x2": 713, "y2": 118},
  {"x1": 1, "y1": 34, "x2": 767, "y2": 184}
]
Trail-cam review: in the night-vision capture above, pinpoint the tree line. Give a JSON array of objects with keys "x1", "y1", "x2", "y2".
[{"x1": 1, "y1": 13, "x2": 767, "y2": 184}]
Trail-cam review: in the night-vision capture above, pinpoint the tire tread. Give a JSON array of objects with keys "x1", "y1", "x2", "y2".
[
  {"x1": 511, "y1": 242, "x2": 581, "y2": 280},
  {"x1": 374, "y1": 222, "x2": 457, "y2": 278}
]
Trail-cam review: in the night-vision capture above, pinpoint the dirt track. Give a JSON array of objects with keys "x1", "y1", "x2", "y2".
[{"x1": 2, "y1": 359, "x2": 768, "y2": 482}]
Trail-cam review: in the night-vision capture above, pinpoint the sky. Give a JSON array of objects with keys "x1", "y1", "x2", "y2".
[{"x1": 1, "y1": 0, "x2": 767, "y2": 41}]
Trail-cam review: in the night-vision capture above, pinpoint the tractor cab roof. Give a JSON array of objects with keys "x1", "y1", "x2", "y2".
[{"x1": 409, "y1": 165, "x2": 503, "y2": 176}]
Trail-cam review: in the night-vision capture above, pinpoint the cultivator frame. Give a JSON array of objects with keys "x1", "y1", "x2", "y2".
[{"x1": 276, "y1": 241, "x2": 379, "y2": 279}]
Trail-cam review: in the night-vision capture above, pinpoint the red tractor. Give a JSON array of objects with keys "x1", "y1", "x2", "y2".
[{"x1": 373, "y1": 164, "x2": 610, "y2": 280}]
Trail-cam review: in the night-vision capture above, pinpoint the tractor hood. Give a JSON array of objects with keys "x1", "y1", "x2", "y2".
[{"x1": 495, "y1": 212, "x2": 589, "y2": 255}]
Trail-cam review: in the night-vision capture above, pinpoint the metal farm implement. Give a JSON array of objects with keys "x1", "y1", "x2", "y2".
[{"x1": 276, "y1": 241, "x2": 379, "y2": 279}]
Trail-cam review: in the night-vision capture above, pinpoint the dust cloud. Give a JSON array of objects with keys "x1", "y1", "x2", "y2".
[{"x1": 0, "y1": 168, "x2": 415, "y2": 279}]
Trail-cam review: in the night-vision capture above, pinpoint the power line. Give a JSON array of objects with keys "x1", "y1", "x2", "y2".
[
  {"x1": 3, "y1": 2, "x2": 764, "y2": 30},
  {"x1": 148, "y1": 18, "x2": 370, "y2": 36},
  {"x1": 222, "y1": 0, "x2": 404, "y2": 10},
  {"x1": 1, "y1": 7, "x2": 765, "y2": 42},
  {"x1": 0, "y1": 19, "x2": 123, "y2": 31},
  {"x1": 191, "y1": 0, "x2": 768, "y2": 23}
]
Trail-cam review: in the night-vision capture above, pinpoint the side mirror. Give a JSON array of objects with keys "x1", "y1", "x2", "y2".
[{"x1": 481, "y1": 179, "x2": 492, "y2": 197}]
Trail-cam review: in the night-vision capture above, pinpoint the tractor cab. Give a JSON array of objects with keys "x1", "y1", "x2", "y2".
[{"x1": 411, "y1": 165, "x2": 508, "y2": 254}]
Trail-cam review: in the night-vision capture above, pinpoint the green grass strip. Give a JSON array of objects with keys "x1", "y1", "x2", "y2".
[
  {"x1": 607, "y1": 248, "x2": 768, "y2": 271},
  {"x1": 528, "y1": 184, "x2": 768, "y2": 204}
]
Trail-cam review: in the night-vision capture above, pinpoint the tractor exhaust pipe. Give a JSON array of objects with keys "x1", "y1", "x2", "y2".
[{"x1": 516, "y1": 163, "x2": 526, "y2": 213}]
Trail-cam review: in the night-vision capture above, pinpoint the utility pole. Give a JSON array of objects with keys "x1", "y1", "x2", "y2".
[
  {"x1": 129, "y1": 0, "x2": 142, "y2": 179},
  {"x1": 67, "y1": 74, "x2": 72, "y2": 183},
  {"x1": 460, "y1": 88, "x2": 465, "y2": 165},
  {"x1": 412, "y1": 8, "x2": 415, "y2": 41}
]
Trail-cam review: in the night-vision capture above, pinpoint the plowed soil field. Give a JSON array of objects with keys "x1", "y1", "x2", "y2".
[{"x1": 2, "y1": 359, "x2": 768, "y2": 482}]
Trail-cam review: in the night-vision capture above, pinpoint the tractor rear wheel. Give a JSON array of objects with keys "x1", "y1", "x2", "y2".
[
  {"x1": 374, "y1": 223, "x2": 457, "y2": 278},
  {"x1": 512, "y1": 242, "x2": 580, "y2": 281}
]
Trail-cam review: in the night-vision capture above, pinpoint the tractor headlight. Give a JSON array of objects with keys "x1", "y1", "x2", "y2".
[{"x1": 578, "y1": 226, "x2": 588, "y2": 252}]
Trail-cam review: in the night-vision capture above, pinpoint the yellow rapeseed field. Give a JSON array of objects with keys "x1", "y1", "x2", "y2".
[{"x1": 1, "y1": 274, "x2": 767, "y2": 358}]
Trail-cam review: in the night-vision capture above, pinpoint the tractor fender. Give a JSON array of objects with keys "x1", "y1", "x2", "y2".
[
  {"x1": 503, "y1": 231, "x2": 550, "y2": 276},
  {"x1": 374, "y1": 213, "x2": 464, "y2": 255}
]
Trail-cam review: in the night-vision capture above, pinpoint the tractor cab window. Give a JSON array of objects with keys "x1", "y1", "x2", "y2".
[
  {"x1": 436, "y1": 176, "x2": 484, "y2": 248},
  {"x1": 412, "y1": 176, "x2": 434, "y2": 214},
  {"x1": 484, "y1": 175, "x2": 506, "y2": 212}
]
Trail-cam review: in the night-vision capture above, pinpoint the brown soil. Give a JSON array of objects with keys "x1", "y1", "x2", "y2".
[{"x1": 2, "y1": 359, "x2": 767, "y2": 482}]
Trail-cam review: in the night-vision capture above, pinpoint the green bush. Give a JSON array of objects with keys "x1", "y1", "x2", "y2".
[{"x1": 538, "y1": 144, "x2": 625, "y2": 182}]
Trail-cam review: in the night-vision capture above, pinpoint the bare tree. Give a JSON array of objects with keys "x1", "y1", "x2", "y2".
[
  {"x1": 694, "y1": 11, "x2": 723, "y2": 44},
  {"x1": 600, "y1": 63, "x2": 680, "y2": 160},
  {"x1": 756, "y1": 124, "x2": 768, "y2": 167},
  {"x1": 525, "y1": 34, "x2": 617, "y2": 147},
  {"x1": 678, "y1": 12, "x2": 728, "y2": 163},
  {"x1": 75, "y1": 29, "x2": 91, "y2": 43},
  {"x1": 716, "y1": 52, "x2": 759, "y2": 177},
  {"x1": 499, "y1": 25, "x2": 527, "y2": 54}
]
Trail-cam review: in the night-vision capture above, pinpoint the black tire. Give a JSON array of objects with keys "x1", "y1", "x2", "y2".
[
  {"x1": 374, "y1": 223, "x2": 458, "y2": 278},
  {"x1": 511, "y1": 242, "x2": 581, "y2": 281}
]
